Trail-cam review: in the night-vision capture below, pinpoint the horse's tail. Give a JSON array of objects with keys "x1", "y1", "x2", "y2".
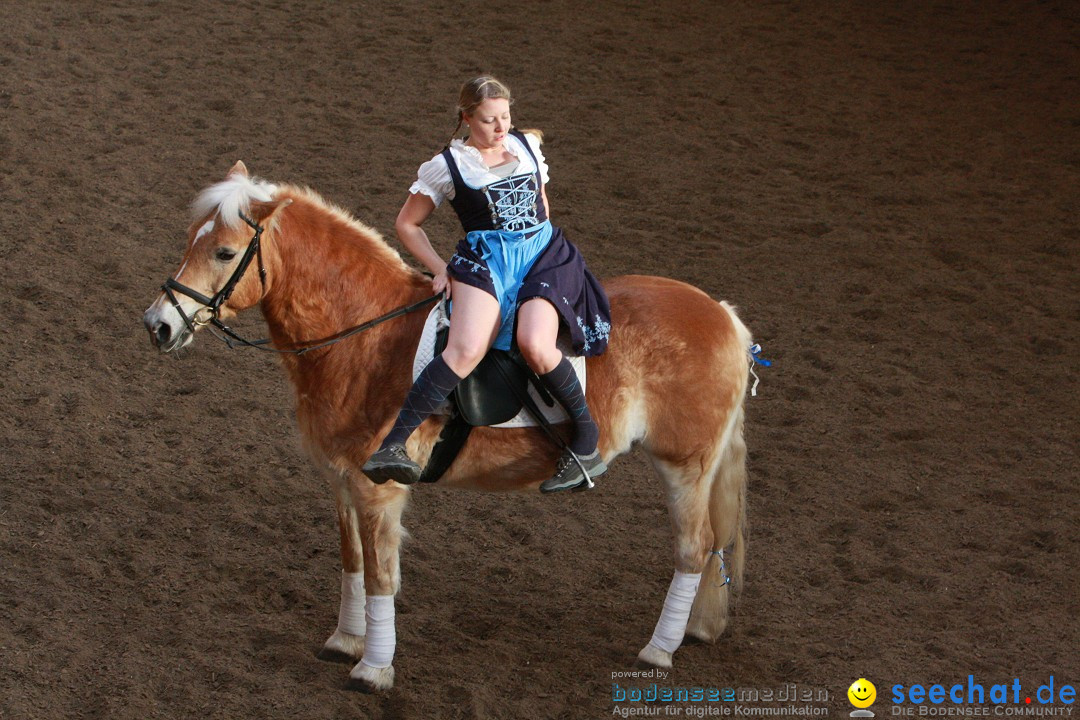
[{"x1": 687, "y1": 301, "x2": 751, "y2": 643}]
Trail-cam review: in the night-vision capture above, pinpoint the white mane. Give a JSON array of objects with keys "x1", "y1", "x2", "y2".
[{"x1": 191, "y1": 173, "x2": 278, "y2": 230}]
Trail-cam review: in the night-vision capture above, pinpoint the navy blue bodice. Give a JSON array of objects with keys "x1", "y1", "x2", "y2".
[{"x1": 441, "y1": 129, "x2": 549, "y2": 233}]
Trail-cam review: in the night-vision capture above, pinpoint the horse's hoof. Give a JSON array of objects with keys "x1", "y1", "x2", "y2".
[
  {"x1": 317, "y1": 647, "x2": 359, "y2": 665},
  {"x1": 684, "y1": 619, "x2": 726, "y2": 645},
  {"x1": 318, "y1": 630, "x2": 365, "y2": 664},
  {"x1": 346, "y1": 662, "x2": 395, "y2": 692},
  {"x1": 635, "y1": 642, "x2": 674, "y2": 670}
]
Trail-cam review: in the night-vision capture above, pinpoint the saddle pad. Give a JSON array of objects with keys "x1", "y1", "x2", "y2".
[{"x1": 412, "y1": 301, "x2": 586, "y2": 428}]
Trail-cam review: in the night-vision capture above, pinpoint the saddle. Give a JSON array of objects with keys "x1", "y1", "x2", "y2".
[
  {"x1": 443, "y1": 329, "x2": 545, "y2": 426},
  {"x1": 417, "y1": 327, "x2": 560, "y2": 483}
]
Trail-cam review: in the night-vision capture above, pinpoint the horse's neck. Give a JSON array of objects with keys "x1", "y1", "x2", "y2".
[{"x1": 259, "y1": 197, "x2": 428, "y2": 356}]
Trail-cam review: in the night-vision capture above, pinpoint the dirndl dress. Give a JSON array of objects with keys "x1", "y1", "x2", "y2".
[{"x1": 441, "y1": 129, "x2": 611, "y2": 356}]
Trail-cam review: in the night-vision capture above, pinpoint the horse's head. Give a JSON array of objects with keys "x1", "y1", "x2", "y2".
[{"x1": 143, "y1": 161, "x2": 291, "y2": 353}]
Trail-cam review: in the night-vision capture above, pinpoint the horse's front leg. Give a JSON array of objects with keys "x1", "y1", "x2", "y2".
[
  {"x1": 344, "y1": 479, "x2": 409, "y2": 692},
  {"x1": 317, "y1": 471, "x2": 368, "y2": 664}
]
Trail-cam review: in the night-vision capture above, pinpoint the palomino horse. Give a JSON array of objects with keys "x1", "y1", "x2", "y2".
[{"x1": 143, "y1": 162, "x2": 752, "y2": 691}]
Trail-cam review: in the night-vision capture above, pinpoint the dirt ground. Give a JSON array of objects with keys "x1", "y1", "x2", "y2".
[{"x1": 1, "y1": 1, "x2": 1077, "y2": 719}]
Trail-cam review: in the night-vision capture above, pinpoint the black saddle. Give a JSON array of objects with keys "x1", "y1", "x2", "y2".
[{"x1": 418, "y1": 327, "x2": 558, "y2": 483}]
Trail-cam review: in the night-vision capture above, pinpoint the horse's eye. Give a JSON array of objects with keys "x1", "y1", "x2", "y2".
[{"x1": 215, "y1": 248, "x2": 237, "y2": 262}]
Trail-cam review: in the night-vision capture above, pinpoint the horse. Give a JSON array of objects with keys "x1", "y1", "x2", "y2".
[{"x1": 142, "y1": 162, "x2": 752, "y2": 691}]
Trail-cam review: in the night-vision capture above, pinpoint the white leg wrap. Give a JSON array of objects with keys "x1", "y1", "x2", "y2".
[
  {"x1": 359, "y1": 595, "x2": 396, "y2": 669},
  {"x1": 336, "y1": 571, "x2": 366, "y2": 637},
  {"x1": 648, "y1": 571, "x2": 702, "y2": 654}
]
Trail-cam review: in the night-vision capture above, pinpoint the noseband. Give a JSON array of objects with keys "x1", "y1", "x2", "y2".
[{"x1": 160, "y1": 210, "x2": 438, "y2": 355}]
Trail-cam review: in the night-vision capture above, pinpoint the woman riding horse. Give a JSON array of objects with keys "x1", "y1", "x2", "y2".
[
  {"x1": 142, "y1": 138, "x2": 752, "y2": 694},
  {"x1": 362, "y1": 76, "x2": 612, "y2": 493}
]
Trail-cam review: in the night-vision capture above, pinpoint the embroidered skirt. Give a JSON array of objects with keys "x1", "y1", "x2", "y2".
[{"x1": 447, "y1": 221, "x2": 612, "y2": 357}]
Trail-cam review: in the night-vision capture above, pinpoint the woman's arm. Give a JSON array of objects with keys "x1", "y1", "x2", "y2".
[{"x1": 395, "y1": 192, "x2": 452, "y2": 296}]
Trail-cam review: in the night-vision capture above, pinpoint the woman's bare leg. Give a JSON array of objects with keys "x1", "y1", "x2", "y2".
[
  {"x1": 516, "y1": 298, "x2": 562, "y2": 374},
  {"x1": 441, "y1": 282, "x2": 502, "y2": 377}
]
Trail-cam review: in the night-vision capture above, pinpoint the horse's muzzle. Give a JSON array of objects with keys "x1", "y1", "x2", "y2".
[{"x1": 143, "y1": 298, "x2": 192, "y2": 353}]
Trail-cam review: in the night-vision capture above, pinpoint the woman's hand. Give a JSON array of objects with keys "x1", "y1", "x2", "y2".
[{"x1": 432, "y1": 269, "x2": 451, "y2": 299}]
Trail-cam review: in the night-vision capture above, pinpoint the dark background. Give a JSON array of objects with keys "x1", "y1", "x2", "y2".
[{"x1": 2, "y1": 1, "x2": 1077, "y2": 718}]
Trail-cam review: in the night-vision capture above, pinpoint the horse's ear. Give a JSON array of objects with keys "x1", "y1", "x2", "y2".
[
  {"x1": 248, "y1": 197, "x2": 293, "y2": 226},
  {"x1": 227, "y1": 160, "x2": 249, "y2": 179}
]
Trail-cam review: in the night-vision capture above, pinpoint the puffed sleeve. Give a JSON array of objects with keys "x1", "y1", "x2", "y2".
[
  {"x1": 522, "y1": 132, "x2": 551, "y2": 185},
  {"x1": 408, "y1": 155, "x2": 454, "y2": 206}
]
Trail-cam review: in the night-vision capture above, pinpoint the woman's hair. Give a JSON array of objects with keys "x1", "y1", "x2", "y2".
[{"x1": 447, "y1": 76, "x2": 514, "y2": 145}]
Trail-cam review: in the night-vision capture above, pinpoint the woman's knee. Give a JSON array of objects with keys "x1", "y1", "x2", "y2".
[
  {"x1": 517, "y1": 331, "x2": 561, "y2": 373},
  {"x1": 442, "y1": 340, "x2": 487, "y2": 375}
]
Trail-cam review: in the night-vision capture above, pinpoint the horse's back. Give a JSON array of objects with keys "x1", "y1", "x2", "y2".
[
  {"x1": 588, "y1": 274, "x2": 750, "y2": 462},
  {"x1": 598, "y1": 274, "x2": 749, "y2": 371}
]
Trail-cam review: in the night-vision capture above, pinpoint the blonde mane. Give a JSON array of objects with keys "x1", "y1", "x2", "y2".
[
  {"x1": 191, "y1": 173, "x2": 278, "y2": 230},
  {"x1": 276, "y1": 184, "x2": 408, "y2": 270},
  {"x1": 189, "y1": 174, "x2": 405, "y2": 269}
]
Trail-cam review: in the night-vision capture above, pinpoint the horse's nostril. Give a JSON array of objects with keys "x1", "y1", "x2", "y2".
[{"x1": 154, "y1": 321, "x2": 171, "y2": 345}]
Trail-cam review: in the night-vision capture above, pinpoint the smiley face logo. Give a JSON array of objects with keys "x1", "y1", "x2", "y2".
[{"x1": 848, "y1": 678, "x2": 877, "y2": 709}]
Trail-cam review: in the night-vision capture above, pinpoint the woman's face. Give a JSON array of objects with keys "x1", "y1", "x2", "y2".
[{"x1": 466, "y1": 98, "x2": 511, "y2": 149}]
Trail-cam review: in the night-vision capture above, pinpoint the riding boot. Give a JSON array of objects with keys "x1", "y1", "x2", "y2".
[
  {"x1": 363, "y1": 355, "x2": 462, "y2": 485},
  {"x1": 538, "y1": 356, "x2": 606, "y2": 492}
]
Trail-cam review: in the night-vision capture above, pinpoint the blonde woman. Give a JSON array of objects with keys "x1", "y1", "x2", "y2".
[{"x1": 363, "y1": 76, "x2": 611, "y2": 493}]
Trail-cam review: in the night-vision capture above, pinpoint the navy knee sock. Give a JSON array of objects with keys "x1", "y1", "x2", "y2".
[
  {"x1": 540, "y1": 357, "x2": 599, "y2": 456},
  {"x1": 381, "y1": 355, "x2": 463, "y2": 448}
]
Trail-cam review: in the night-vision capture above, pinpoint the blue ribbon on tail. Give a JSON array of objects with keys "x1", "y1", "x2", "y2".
[
  {"x1": 748, "y1": 343, "x2": 771, "y2": 396},
  {"x1": 749, "y1": 343, "x2": 772, "y2": 367}
]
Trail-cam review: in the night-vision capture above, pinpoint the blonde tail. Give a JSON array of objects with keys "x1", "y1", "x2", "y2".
[
  {"x1": 686, "y1": 302, "x2": 751, "y2": 643},
  {"x1": 686, "y1": 406, "x2": 747, "y2": 643}
]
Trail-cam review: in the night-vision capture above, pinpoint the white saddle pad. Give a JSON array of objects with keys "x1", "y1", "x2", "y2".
[{"x1": 412, "y1": 301, "x2": 586, "y2": 428}]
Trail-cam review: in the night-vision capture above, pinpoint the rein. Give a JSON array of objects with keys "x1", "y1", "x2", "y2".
[{"x1": 162, "y1": 210, "x2": 439, "y2": 356}]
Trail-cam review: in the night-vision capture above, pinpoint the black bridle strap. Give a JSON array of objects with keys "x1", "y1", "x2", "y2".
[
  {"x1": 162, "y1": 210, "x2": 265, "y2": 320},
  {"x1": 161, "y1": 209, "x2": 440, "y2": 356},
  {"x1": 162, "y1": 281, "x2": 199, "y2": 335},
  {"x1": 217, "y1": 211, "x2": 264, "y2": 307}
]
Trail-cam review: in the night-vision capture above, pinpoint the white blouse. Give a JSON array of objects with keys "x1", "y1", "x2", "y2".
[{"x1": 409, "y1": 131, "x2": 550, "y2": 207}]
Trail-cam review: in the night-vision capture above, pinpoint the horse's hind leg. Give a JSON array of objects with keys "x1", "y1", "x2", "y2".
[
  {"x1": 635, "y1": 451, "x2": 719, "y2": 669},
  {"x1": 318, "y1": 469, "x2": 368, "y2": 664}
]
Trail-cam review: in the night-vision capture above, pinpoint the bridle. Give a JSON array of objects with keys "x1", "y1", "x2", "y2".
[
  {"x1": 160, "y1": 210, "x2": 439, "y2": 356},
  {"x1": 163, "y1": 210, "x2": 267, "y2": 335}
]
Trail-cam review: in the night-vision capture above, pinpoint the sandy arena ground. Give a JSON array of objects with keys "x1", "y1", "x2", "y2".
[{"x1": 1, "y1": 1, "x2": 1077, "y2": 718}]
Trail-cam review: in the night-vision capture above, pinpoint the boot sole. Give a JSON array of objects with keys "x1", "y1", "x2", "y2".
[{"x1": 362, "y1": 462, "x2": 420, "y2": 486}]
